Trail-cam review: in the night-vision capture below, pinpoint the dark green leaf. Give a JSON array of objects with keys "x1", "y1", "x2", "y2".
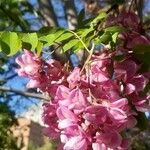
[
  {"x1": 112, "y1": 55, "x2": 125, "y2": 61},
  {"x1": 135, "y1": 52, "x2": 150, "y2": 66},
  {"x1": 77, "y1": 9, "x2": 85, "y2": 27},
  {"x1": 136, "y1": 112, "x2": 148, "y2": 130},
  {"x1": 133, "y1": 44, "x2": 150, "y2": 54}
]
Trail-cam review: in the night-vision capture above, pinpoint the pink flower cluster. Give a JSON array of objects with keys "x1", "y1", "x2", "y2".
[
  {"x1": 16, "y1": 50, "x2": 67, "y2": 95},
  {"x1": 16, "y1": 11, "x2": 150, "y2": 150}
]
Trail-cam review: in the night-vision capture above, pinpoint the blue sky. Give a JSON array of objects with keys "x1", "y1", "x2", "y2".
[
  {"x1": 2, "y1": 0, "x2": 84, "y2": 115},
  {"x1": 1, "y1": 0, "x2": 150, "y2": 115}
]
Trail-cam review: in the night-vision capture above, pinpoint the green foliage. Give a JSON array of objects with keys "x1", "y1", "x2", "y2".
[
  {"x1": 0, "y1": 102, "x2": 19, "y2": 150},
  {"x1": 134, "y1": 44, "x2": 150, "y2": 72},
  {"x1": 0, "y1": 12, "x2": 125, "y2": 56},
  {"x1": 133, "y1": 44, "x2": 150, "y2": 53},
  {"x1": 0, "y1": 0, "x2": 31, "y2": 31},
  {"x1": 0, "y1": 32, "x2": 21, "y2": 56},
  {"x1": 104, "y1": 26, "x2": 125, "y2": 33},
  {"x1": 21, "y1": 33, "x2": 38, "y2": 50},
  {"x1": 136, "y1": 113, "x2": 149, "y2": 131},
  {"x1": 0, "y1": 1, "x2": 149, "y2": 150}
]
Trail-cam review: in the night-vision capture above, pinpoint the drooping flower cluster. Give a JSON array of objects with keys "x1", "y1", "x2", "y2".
[{"x1": 16, "y1": 11, "x2": 150, "y2": 150}]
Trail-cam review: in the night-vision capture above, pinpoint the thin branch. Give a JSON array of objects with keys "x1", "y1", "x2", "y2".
[
  {"x1": 136, "y1": 0, "x2": 144, "y2": 23},
  {"x1": 0, "y1": 86, "x2": 50, "y2": 101},
  {"x1": 0, "y1": 5, "x2": 29, "y2": 31},
  {"x1": 5, "y1": 73, "x2": 18, "y2": 80},
  {"x1": 68, "y1": 30, "x2": 90, "y2": 53},
  {"x1": 81, "y1": 42, "x2": 95, "y2": 72},
  {"x1": 38, "y1": 0, "x2": 58, "y2": 26},
  {"x1": 63, "y1": 0, "x2": 78, "y2": 30},
  {"x1": 128, "y1": 0, "x2": 134, "y2": 12}
]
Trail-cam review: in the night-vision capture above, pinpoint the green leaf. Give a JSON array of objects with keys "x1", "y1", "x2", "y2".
[
  {"x1": 77, "y1": 9, "x2": 85, "y2": 27},
  {"x1": 135, "y1": 52, "x2": 150, "y2": 66},
  {"x1": 112, "y1": 32, "x2": 119, "y2": 43},
  {"x1": 112, "y1": 55, "x2": 125, "y2": 61},
  {"x1": 95, "y1": 32, "x2": 111, "y2": 44},
  {"x1": 105, "y1": 26, "x2": 125, "y2": 33},
  {"x1": 39, "y1": 34, "x2": 56, "y2": 46},
  {"x1": 0, "y1": 32, "x2": 21, "y2": 56},
  {"x1": 38, "y1": 27, "x2": 55, "y2": 35},
  {"x1": 91, "y1": 12, "x2": 107, "y2": 26},
  {"x1": 80, "y1": 28, "x2": 94, "y2": 38},
  {"x1": 55, "y1": 32, "x2": 73, "y2": 42},
  {"x1": 39, "y1": 29, "x2": 65, "y2": 46},
  {"x1": 73, "y1": 41, "x2": 84, "y2": 52},
  {"x1": 21, "y1": 33, "x2": 38, "y2": 50},
  {"x1": 136, "y1": 112, "x2": 148, "y2": 130},
  {"x1": 52, "y1": 29, "x2": 65, "y2": 39},
  {"x1": 63, "y1": 39, "x2": 79, "y2": 52},
  {"x1": 133, "y1": 44, "x2": 150, "y2": 54},
  {"x1": 36, "y1": 41, "x2": 43, "y2": 56}
]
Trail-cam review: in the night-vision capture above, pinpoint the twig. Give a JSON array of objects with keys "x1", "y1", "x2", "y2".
[
  {"x1": 0, "y1": 86, "x2": 50, "y2": 101},
  {"x1": 128, "y1": 0, "x2": 135, "y2": 12},
  {"x1": 0, "y1": 6, "x2": 28, "y2": 31},
  {"x1": 67, "y1": 30, "x2": 91, "y2": 53},
  {"x1": 81, "y1": 42, "x2": 95, "y2": 72}
]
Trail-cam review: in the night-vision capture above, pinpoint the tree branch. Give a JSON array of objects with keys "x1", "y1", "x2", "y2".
[
  {"x1": 0, "y1": 5, "x2": 29, "y2": 31},
  {"x1": 63, "y1": 0, "x2": 78, "y2": 30},
  {"x1": 5, "y1": 73, "x2": 18, "y2": 81},
  {"x1": 38, "y1": 0, "x2": 58, "y2": 26},
  {"x1": 0, "y1": 86, "x2": 50, "y2": 101},
  {"x1": 136, "y1": 0, "x2": 144, "y2": 23}
]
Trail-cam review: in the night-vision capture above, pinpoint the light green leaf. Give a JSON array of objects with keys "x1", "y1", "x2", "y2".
[
  {"x1": 55, "y1": 32, "x2": 73, "y2": 42},
  {"x1": 63, "y1": 39, "x2": 79, "y2": 52},
  {"x1": 73, "y1": 41, "x2": 84, "y2": 52},
  {"x1": 105, "y1": 26, "x2": 125, "y2": 33},
  {"x1": 22, "y1": 33, "x2": 38, "y2": 50},
  {"x1": 36, "y1": 41, "x2": 43, "y2": 56},
  {"x1": 112, "y1": 32, "x2": 119, "y2": 43},
  {"x1": 0, "y1": 32, "x2": 21, "y2": 56},
  {"x1": 39, "y1": 29, "x2": 65, "y2": 46},
  {"x1": 39, "y1": 34, "x2": 56, "y2": 46},
  {"x1": 95, "y1": 32, "x2": 111, "y2": 44},
  {"x1": 80, "y1": 28, "x2": 93, "y2": 38},
  {"x1": 91, "y1": 12, "x2": 107, "y2": 26}
]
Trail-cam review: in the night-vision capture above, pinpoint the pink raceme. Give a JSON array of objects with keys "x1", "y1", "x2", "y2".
[{"x1": 15, "y1": 11, "x2": 150, "y2": 150}]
